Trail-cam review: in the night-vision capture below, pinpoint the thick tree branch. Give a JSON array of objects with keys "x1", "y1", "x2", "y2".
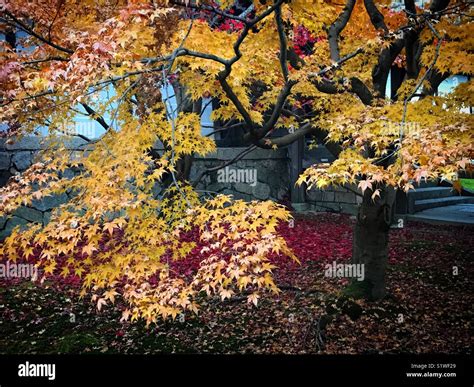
[
  {"x1": 275, "y1": 5, "x2": 289, "y2": 82},
  {"x1": 328, "y1": 0, "x2": 356, "y2": 61},
  {"x1": 430, "y1": 0, "x2": 451, "y2": 12},
  {"x1": 404, "y1": 0, "x2": 417, "y2": 14},
  {"x1": 254, "y1": 123, "x2": 315, "y2": 149},
  {"x1": 364, "y1": 0, "x2": 389, "y2": 33},
  {"x1": 401, "y1": 20, "x2": 444, "y2": 138},
  {"x1": 217, "y1": 74, "x2": 255, "y2": 129},
  {"x1": 420, "y1": 69, "x2": 449, "y2": 97},
  {"x1": 309, "y1": 48, "x2": 373, "y2": 105},
  {"x1": 257, "y1": 80, "x2": 298, "y2": 138},
  {"x1": 215, "y1": 0, "x2": 286, "y2": 136},
  {"x1": 404, "y1": 0, "x2": 420, "y2": 79},
  {"x1": 372, "y1": 37, "x2": 405, "y2": 97},
  {"x1": 349, "y1": 77, "x2": 374, "y2": 105}
]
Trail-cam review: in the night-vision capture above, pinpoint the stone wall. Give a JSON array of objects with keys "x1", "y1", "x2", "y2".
[
  {"x1": 0, "y1": 136, "x2": 358, "y2": 239},
  {"x1": 190, "y1": 147, "x2": 290, "y2": 202},
  {"x1": 0, "y1": 138, "x2": 291, "y2": 239},
  {"x1": 305, "y1": 185, "x2": 360, "y2": 215},
  {"x1": 0, "y1": 137, "x2": 87, "y2": 240}
]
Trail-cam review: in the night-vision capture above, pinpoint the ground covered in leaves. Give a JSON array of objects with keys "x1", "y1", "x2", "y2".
[{"x1": 0, "y1": 214, "x2": 472, "y2": 354}]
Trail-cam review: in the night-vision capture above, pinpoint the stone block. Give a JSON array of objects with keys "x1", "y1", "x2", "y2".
[
  {"x1": 0, "y1": 153, "x2": 10, "y2": 169},
  {"x1": 14, "y1": 206, "x2": 43, "y2": 223},
  {"x1": 12, "y1": 151, "x2": 32, "y2": 171},
  {"x1": 252, "y1": 183, "x2": 271, "y2": 200},
  {"x1": 0, "y1": 216, "x2": 29, "y2": 240},
  {"x1": 32, "y1": 193, "x2": 69, "y2": 211}
]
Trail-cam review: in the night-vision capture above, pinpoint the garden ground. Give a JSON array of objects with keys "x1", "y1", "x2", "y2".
[{"x1": 0, "y1": 213, "x2": 472, "y2": 354}]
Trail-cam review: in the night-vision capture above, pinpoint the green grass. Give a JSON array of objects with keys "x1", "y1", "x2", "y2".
[{"x1": 460, "y1": 178, "x2": 474, "y2": 191}]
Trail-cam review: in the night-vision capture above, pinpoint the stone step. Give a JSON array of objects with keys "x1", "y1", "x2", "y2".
[
  {"x1": 413, "y1": 196, "x2": 474, "y2": 212},
  {"x1": 406, "y1": 204, "x2": 474, "y2": 226},
  {"x1": 408, "y1": 186, "x2": 455, "y2": 201},
  {"x1": 415, "y1": 180, "x2": 439, "y2": 188},
  {"x1": 406, "y1": 186, "x2": 455, "y2": 213}
]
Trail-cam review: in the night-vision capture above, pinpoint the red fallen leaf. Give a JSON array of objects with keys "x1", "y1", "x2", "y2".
[{"x1": 2, "y1": 213, "x2": 471, "y2": 300}]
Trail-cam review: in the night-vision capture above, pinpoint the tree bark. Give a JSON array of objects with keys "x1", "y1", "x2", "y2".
[{"x1": 349, "y1": 186, "x2": 396, "y2": 300}]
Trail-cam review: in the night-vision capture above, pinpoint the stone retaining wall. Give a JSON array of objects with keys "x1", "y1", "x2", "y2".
[
  {"x1": 0, "y1": 137, "x2": 359, "y2": 239},
  {"x1": 190, "y1": 147, "x2": 290, "y2": 202},
  {"x1": 305, "y1": 185, "x2": 360, "y2": 215},
  {"x1": 0, "y1": 138, "x2": 292, "y2": 239},
  {"x1": 0, "y1": 137, "x2": 86, "y2": 239}
]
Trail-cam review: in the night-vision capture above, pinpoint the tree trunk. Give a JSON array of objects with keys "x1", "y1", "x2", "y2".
[{"x1": 349, "y1": 186, "x2": 396, "y2": 300}]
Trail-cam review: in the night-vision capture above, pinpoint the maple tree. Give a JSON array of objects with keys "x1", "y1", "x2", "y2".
[{"x1": 0, "y1": 0, "x2": 472, "y2": 324}]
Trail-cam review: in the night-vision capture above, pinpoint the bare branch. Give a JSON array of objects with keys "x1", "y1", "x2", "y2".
[
  {"x1": 80, "y1": 103, "x2": 110, "y2": 131},
  {"x1": 2, "y1": 11, "x2": 74, "y2": 54}
]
